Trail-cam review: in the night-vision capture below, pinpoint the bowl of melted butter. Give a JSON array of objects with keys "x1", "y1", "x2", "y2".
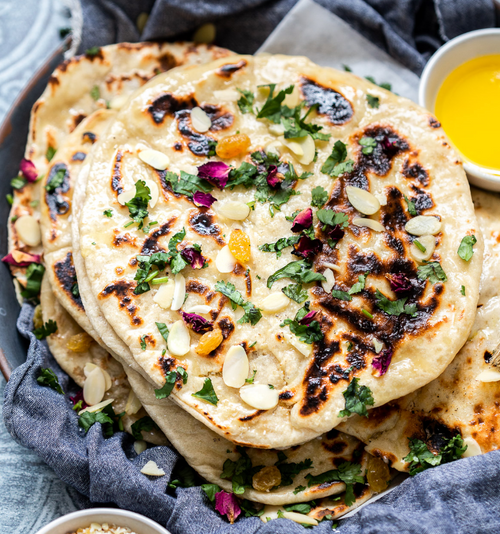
[{"x1": 419, "y1": 28, "x2": 500, "y2": 191}]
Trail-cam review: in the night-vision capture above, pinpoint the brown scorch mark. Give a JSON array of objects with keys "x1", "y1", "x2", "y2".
[
  {"x1": 53, "y1": 252, "x2": 83, "y2": 310},
  {"x1": 99, "y1": 280, "x2": 143, "y2": 326}
]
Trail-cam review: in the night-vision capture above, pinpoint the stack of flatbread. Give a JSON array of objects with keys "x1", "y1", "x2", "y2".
[{"x1": 6, "y1": 40, "x2": 498, "y2": 525}]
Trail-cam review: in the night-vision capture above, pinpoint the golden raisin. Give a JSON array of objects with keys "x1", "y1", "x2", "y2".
[
  {"x1": 33, "y1": 305, "x2": 43, "y2": 330},
  {"x1": 228, "y1": 229, "x2": 251, "y2": 263},
  {"x1": 216, "y1": 133, "x2": 251, "y2": 159},
  {"x1": 195, "y1": 328, "x2": 223, "y2": 356},
  {"x1": 365, "y1": 455, "x2": 391, "y2": 493},
  {"x1": 66, "y1": 332, "x2": 94, "y2": 353},
  {"x1": 252, "y1": 465, "x2": 282, "y2": 492}
]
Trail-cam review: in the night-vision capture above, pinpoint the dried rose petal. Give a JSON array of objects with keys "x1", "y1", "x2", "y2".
[
  {"x1": 215, "y1": 490, "x2": 241, "y2": 524},
  {"x1": 291, "y1": 208, "x2": 313, "y2": 233},
  {"x1": 372, "y1": 348, "x2": 393, "y2": 377},
  {"x1": 20, "y1": 158, "x2": 38, "y2": 182},
  {"x1": 2, "y1": 251, "x2": 41, "y2": 267},
  {"x1": 327, "y1": 224, "x2": 345, "y2": 242},
  {"x1": 193, "y1": 191, "x2": 217, "y2": 208},
  {"x1": 70, "y1": 389, "x2": 88, "y2": 410},
  {"x1": 299, "y1": 310, "x2": 317, "y2": 325},
  {"x1": 181, "y1": 312, "x2": 213, "y2": 334},
  {"x1": 386, "y1": 273, "x2": 413, "y2": 295},
  {"x1": 292, "y1": 236, "x2": 322, "y2": 259},
  {"x1": 197, "y1": 162, "x2": 230, "y2": 189},
  {"x1": 266, "y1": 165, "x2": 280, "y2": 188},
  {"x1": 180, "y1": 246, "x2": 206, "y2": 269}
]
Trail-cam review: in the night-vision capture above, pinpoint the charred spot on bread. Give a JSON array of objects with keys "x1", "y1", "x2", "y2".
[{"x1": 300, "y1": 77, "x2": 353, "y2": 125}]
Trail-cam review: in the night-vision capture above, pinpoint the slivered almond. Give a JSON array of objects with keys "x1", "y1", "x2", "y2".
[
  {"x1": 215, "y1": 245, "x2": 236, "y2": 273},
  {"x1": 144, "y1": 178, "x2": 159, "y2": 208},
  {"x1": 102, "y1": 369, "x2": 112, "y2": 391},
  {"x1": 223, "y1": 346, "x2": 249, "y2": 388},
  {"x1": 321, "y1": 268, "x2": 335, "y2": 293},
  {"x1": 285, "y1": 332, "x2": 312, "y2": 357},
  {"x1": 283, "y1": 512, "x2": 318, "y2": 526},
  {"x1": 410, "y1": 235, "x2": 435, "y2": 262},
  {"x1": 268, "y1": 123, "x2": 285, "y2": 136},
  {"x1": 352, "y1": 217, "x2": 385, "y2": 232},
  {"x1": 171, "y1": 273, "x2": 186, "y2": 311},
  {"x1": 284, "y1": 135, "x2": 315, "y2": 165},
  {"x1": 133, "y1": 440, "x2": 147, "y2": 454},
  {"x1": 374, "y1": 192, "x2": 388, "y2": 206},
  {"x1": 346, "y1": 186, "x2": 380, "y2": 215},
  {"x1": 83, "y1": 367, "x2": 106, "y2": 406},
  {"x1": 14, "y1": 215, "x2": 41, "y2": 247},
  {"x1": 239, "y1": 383, "x2": 279, "y2": 410},
  {"x1": 84, "y1": 362, "x2": 98, "y2": 377},
  {"x1": 125, "y1": 389, "x2": 142, "y2": 415},
  {"x1": 138, "y1": 149, "x2": 170, "y2": 171},
  {"x1": 191, "y1": 107, "x2": 211, "y2": 132},
  {"x1": 476, "y1": 368, "x2": 500, "y2": 382},
  {"x1": 218, "y1": 201, "x2": 250, "y2": 221},
  {"x1": 323, "y1": 262, "x2": 341, "y2": 272},
  {"x1": 405, "y1": 215, "x2": 441, "y2": 236},
  {"x1": 462, "y1": 437, "x2": 482, "y2": 457},
  {"x1": 153, "y1": 279, "x2": 175, "y2": 310},
  {"x1": 167, "y1": 319, "x2": 191, "y2": 356},
  {"x1": 373, "y1": 338, "x2": 384, "y2": 353},
  {"x1": 260, "y1": 292, "x2": 290, "y2": 313},
  {"x1": 184, "y1": 304, "x2": 213, "y2": 314},
  {"x1": 117, "y1": 189, "x2": 135, "y2": 205},
  {"x1": 265, "y1": 141, "x2": 283, "y2": 157},
  {"x1": 78, "y1": 398, "x2": 114, "y2": 415},
  {"x1": 141, "y1": 460, "x2": 165, "y2": 476}
]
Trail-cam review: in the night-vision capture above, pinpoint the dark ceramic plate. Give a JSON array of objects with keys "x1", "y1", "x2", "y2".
[{"x1": 0, "y1": 44, "x2": 65, "y2": 381}]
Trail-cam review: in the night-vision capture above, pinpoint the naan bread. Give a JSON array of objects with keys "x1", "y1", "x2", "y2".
[
  {"x1": 340, "y1": 187, "x2": 500, "y2": 470},
  {"x1": 76, "y1": 53, "x2": 482, "y2": 449}
]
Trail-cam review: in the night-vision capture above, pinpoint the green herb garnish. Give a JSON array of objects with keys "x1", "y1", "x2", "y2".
[
  {"x1": 375, "y1": 289, "x2": 417, "y2": 317},
  {"x1": 34, "y1": 319, "x2": 58, "y2": 340},
  {"x1": 417, "y1": 261, "x2": 447, "y2": 284},
  {"x1": 192, "y1": 378, "x2": 219, "y2": 406},
  {"x1": 267, "y1": 260, "x2": 325, "y2": 288},
  {"x1": 37, "y1": 368, "x2": 63, "y2": 394},
  {"x1": 155, "y1": 366, "x2": 188, "y2": 399},
  {"x1": 321, "y1": 140, "x2": 354, "y2": 177},
  {"x1": 339, "y1": 378, "x2": 374, "y2": 418},
  {"x1": 403, "y1": 435, "x2": 467, "y2": 476},
  {"x1": 366, "y1": 94, "x2": 380, "y2": 108},
  {"x1": 214, "y1": 281, "x2": 262, "y2": 325},
  {"x1": 457, "y1": 235, "x2": 477, "y2": 261}
]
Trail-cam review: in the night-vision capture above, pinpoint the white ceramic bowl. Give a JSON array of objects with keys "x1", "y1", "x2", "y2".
[
  {"x1": 419, "y1": 28, "x2": 500, "y2": 191},
  {"x1": 35, "y1": 508, "x2": 171, "y2": 534}
]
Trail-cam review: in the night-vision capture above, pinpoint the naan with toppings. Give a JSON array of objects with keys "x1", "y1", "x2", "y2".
[{"x1": 75, "y1": 53, "x2": 482, "y2": 449}]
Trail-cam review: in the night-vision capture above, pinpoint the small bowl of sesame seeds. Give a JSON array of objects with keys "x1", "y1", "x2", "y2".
[{"x1": 35, "y1": 508, "x2": 170, "y2": 534}]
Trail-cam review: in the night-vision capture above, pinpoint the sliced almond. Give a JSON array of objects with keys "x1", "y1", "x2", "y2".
[
  {"x1": 191, "y1": 106, "x2": 212, "y2": 133},
  {"x1": 374, "y1": 192, "x2": 388, "y2": 206},
  {"x1": 266, "y1": 141, "x2": 283, "y2": 157},
  {"x1": 282, "y1": 512, "x2": 318, "y2": 526},
  {"x1": 223, "y1": 345, "x2": 249, "y2": 388},
  {"x1": 78, "y1": 398, "x2": 114, "y2": 415},
  {"x1": 218, "y1": 201, "x2": 250, "y2": 221},
  {"x1": 462, "y1": 436, "x2": 482, "y2": 457},
  {"x1": 352, "y1": 217, "x2": 385, "y2": 232},
  {"x1": 373, "y1": 338, "x2": 384, "y2": 353},
  {"x1": 410, "y1": 234, "x2": 435, "y2": 262},
  {"x1": 284, "y1": 135, "x2": 315, "y2": 165},
  {"x1": 323, "y1": 262, "x2": 341, "y2": 272},
  {"x1": 260, "y1": 292, "x2": 290, "y2": 313},
  {"x1": 125, "y1": 389, "x2": 142, "y2": 415},
  {"x1": 140, "y1": 460, "x2": 165, "y2": 476},
  {"x1": 171, "y1": 273, "x2": 186, "y2": 311},
  {"x1": 321, "y1": 268, "x2": 335, "y2": 293},
  {"x1": 83, "y1": 367, "x2": 106, "y2": 406},
  {"x1": 84, "y1": 362, "x2": 98, "y2": 378},
  {"x1": 215, "y1": 245, "x2": 236, "y2": 273},
  {"x1": 133, "y1": 440, "x2": 147, "y2": 455},
  {"x1": 102, "y1": 369, "x2": 112, "y2": 391},
  {"x1": 268, "y1": 123, "x2": 285, "y2": 136},
  {"x1": 14, "y1": 215, "x2": 41, "y2": 247},
  {"x1": 282, "y1": 138, "x2": 303, "y2": 157},
  {"x1": 213, "y1": 89, "x2": 239, "y2": 101},
  {"x1": 184, "y1": 304, "x2": 213, "y2": 314},
  {"x1": 117, "y1": 188, "x2": 135, "y2": 206},
  {"x1": 346, "y1": 186, "x2": 380, "y2": 215},
  {"x1": 405, "y1": 215, "x2": 442, "y2": 236},
  {"x1": 153, "y1": 279, "x2": 175, "y2": 310},
  {"x1": 167, "y1": 319, "x2": 191, "y2": 356},
  {"x1": 260, "y1": 506, "x2": 285, "y2": 523},
  {"x1": 144, "y1": 178, "x2": 159, "y2": 209},
  {"x1": 138, "y1": 149, "x2": 170, "y2": 171},
  {"x1": 285, "y1": 332, "x2": 312, "y2": 357},
  {"x1": 475, "y1": 368, "x2": 500, "y2": 382},
  {"x1": 239, "y1": 383, "x2": 279, "y2": 410}
]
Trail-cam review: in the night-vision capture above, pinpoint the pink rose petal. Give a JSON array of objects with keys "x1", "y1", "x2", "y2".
[
  {"x1": 20, "y1": 158, "x2": 38, "y2": 182},
  {"x1": 214, "y1": 491, "x2": 241, "y2": 524},
  {"x1": 193, "y1": 191, "x2": 217, "y2": 208},
  {"x1": 197, "y1": 162, "x2": 230, "y2": 189},
  {"x1": 372, "y1": 348, "x2": 393, "y2": 377},
  {"x1": 291, "y1": 208, "x2": 313, "y2": 232}
]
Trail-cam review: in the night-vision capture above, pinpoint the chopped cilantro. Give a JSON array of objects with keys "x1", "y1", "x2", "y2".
[
  {"x1": 331, "y1": 290, "x2": 352, "y2": 301},
  {"x1": 375, "y1": 289, "x2": 418, "y2": 317},
  {"x1": 85, "y1": 46, "x2": 101, "y2": 57},
  {"x1": 71, "y1": 282, "x2": 80, "y2": 298},
  {"x1": 237, "y1": 88, "x2": 255, "y2": 114},
  {"x1": 311, "y1": 186, "x2": 328, "y2": 208},
  {"x1": 214, "y1": 280, "x2": 262, "y2": 325},
  {"x1": 156, "y1": 322, "x2": 169, "y2": 343},
  {"x1": 155, "y1": 366, "x2": 188, "y2": 399},
  {"x1": 131, "y1": 416, "x2": 160, "y2": 440},
  {"x1": 365, "y1": 76, "x2": 392, "y2": 91},
  {"x1": 457, "y1": 235, "x2": 477, "y2": 261},
  {"x1": 361, "y1": 308, "x2": 373, "y2": 319},
  {"x1": 6, "y1": 193, "x2": 13, "y2": 205},
  {"x1": 34, "y1": 319, "x2": 58, "y2": 340},
  {"x1": 281, "y1": 102, "x2": 331, "y2": 141},
  {"x1": 201, "y1": 483, "x2": 220, "y2": 503},
  {"x1": 417, "y1": 261, "x2": 447, "y2": 284},
  {"x1": 275, "y1": 451, "x2": 314, "y2": 487},
  {"x1": 245, "y1": 370, "x2": 257, "y2": 384},
  {"x1": 349, "y1": 273, "x2": 367, "y2": 295},
  {"x1": 168, "y1": 462, "x2": 198, "y2": 490},
  {"x1": 45, "y1": 168, "x2": 66, "y2": 192},
  {"x1": 282, "y1": 283, "x2": 308, "y2": 304},
  {"x1": 21, "y1": 263, "x2": 45, "y2": 300},
  {"x1": 46, "y1": 146, "x2": 56, "y2": 162},
  {"x1": 220, "y1": 447, "x2": 261, "y2": 494},
  {"x1": 226, "y1": 161, "x2": 258, "y2": 189},
  {"x1": 403, "y1": 194, "x2": 417, "y2": 216},
  {"x1": 343, "y1": 64, "x2": 352, "y2": 72},
  {"x1": 10, "y1": 175, "x2": 27, "y2": 190},
  {"x1": 140, "y1": 335, "x2": 147, "y2": 350},
  {"x1": 293, "y1": 485, "x2": 306, "y2": 495},
  {"x1": 461, "y1": 285, "x2": 466, "y2": 296},
  {"x1": 321, "y1": 140, "x2": 354, "y2": 177},
  {"x1": 414, "y1": 239, "x2": 426, "y2": 253},
  {"x1": 259, "y1": 235, "x2": 300, "y2": 258},
  {"x1": 164, "y1": 170, "x2": 213, "y2": 197},
  {"x1": 124, "y1": 180, "x2": 151, "y2": 230},
  {"x1": 359, "y1": 136, "x2": 377, "y2": 155},
  {"x1": 103, "y1": 209, "x2": 113, "y2": 217},
  {"x1": 240, "y1": 499, "x2": 265, "y2": 517},
  {"x1": 90, "y1": 85, "x2": 100, "y2": 101},
  {"x1": 267, "y1": 260, "x2": 326, "y2": 288},
  {"x1": 366, "y1": 94, "x2": 380, "y2": 108},
  {"x1": 317, "y1": 209, "x2": 349, "y2": 230},
  {"x1": 339, "y1": 378, "x2": 374, "y2": 418},
  {"x1": 37, "y1": 368, "x2": 63, "y2": 394},
  {"x1": 78, "y1": 403, "x2": 125, "y2": 438},
  {"x1": 280, "y1": 302, "x2": 323, "y2": 344},
  {"x1": 256, "y1": 84, "x2": 294, "y2": 123},
  {"x1": 403, "y1": 435, "x2": 467, "y2": 476},
  {"x1": 192, "y1": 378, "x2": 219, "y2": 405}
]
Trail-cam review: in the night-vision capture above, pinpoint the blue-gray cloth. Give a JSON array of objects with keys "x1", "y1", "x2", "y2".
[{"x1": 4, "y1": 0, "x2": 499, "y2": 532}]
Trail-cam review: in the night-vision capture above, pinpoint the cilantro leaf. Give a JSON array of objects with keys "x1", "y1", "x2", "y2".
[
  {"x1": 267, "y1": 260, "x2": 326, "y2": 288},
  {"x1": 257, "y1": 84, "x2": 294, "y2": 123},
  {"x1": 311, "y1": 186, "x2": 328, "y2": 208},
  {"x1": 281, "y1": 102, "x2": 331, "y2": 141},
  {"x1": 214, "y1": 281, "x2": 262, "y2": 325},
  {"x1": 11, "y1": 175, "x2": 27, "y2": 190},
  {"x1": 46, "y1": 146, "x2": 56, "y2": 162},
  {"x1": 37, "y1": 368, "x2": 63, "y2": 394},
  {"x1": 457, "y1": 235, "x2": 477, "y2": 261},
  {"x1": 461, "y1": 285, "x2": 466, "y2": 296},
  {"x1": 403, "y1": 435, "x2": 467, "y2": 476},
  {"x1": 359, "y1": 136, "x2": 377, "y2": 155},
  {"x1": 79, "y1": 410, "x2": 114, "y2": 433},
  {"x1": 201, "y1": 483, "x2": 220, "y2": 503},
  {"x1": 220, "y1": 447, "x2": 262, "y2": 494},
  {"x1": 33, "y1": 319, "x2": 58, "y2": 340},
  {"x1": 348, "y1": 274, "x2": 367, "y2": 295},
  {"x1": 317, "y1": 209, "x2": 349, "y2": 229},
  {"x1": 366, "y1": 94, "x2": 380, "y2": 108},
  {"x1": 293, "y1": 485, "x2": 306, "y2": 495},
  {"x1": 226, "y1": 161, "x2": 258, "y2": 189},
  {"x1": 275, "y1": 451, "x2": 313, "y2": 487},
  {"x1": 282, "y1": 283, "x2": 308, "y2": 303},
  {"x1": 85, "y1": 46, "x2": 101, "y2": 57},
  {"x1": 417, "y1": 262, "x2": 447, "y2": 284},
  {"x1": 155, "y1": 366, "x2": 188, "y2": 399},
  {"x1": 192, "y1": 378, "x2": 219, "y2": 405},
  {"x1": 21, "y1": 263, "x2": 45, "y2": 300},
  {"x1": 321, "y1": 141, "x2": 354, "y2": 177},
  {"x1": 365, "y1": 76, "x2": 392, "y2": 91},
  {"x1": 45, "y1": 168, "x2": 66, "y2": 192},
  {"x1": 281, "y1": 309, "x2": 323, "y2": 344},
  {"x1": 131, "y1": 416, "x2": 160, "y2": 441},
  {"x1": 403, "y1": 195, "x2": 417, "y2": 216},
  {"x1": 164, "y1": 170, "x2": 213, "y2": 197},
  {"x1": 78, "y1": 403, "x2": 125, "y2": 438},
  {"x1": 331, "y1": 290, "x2": 352, "y2": 301},
  {"x1": 169, "y1": 462, "x2": 198, "y2": 489},
  {"x1": 339, "y1": 377, "x2": 374, "y2": 418},
  {"x1": 90, "y1": 85, "x2": 100, "y2": 101},
  {"x1": 125, "y1": 180, "x2": 151, "y2": 230},
  {"x1": 259, "y1": 235, "x2": 300, "y2": 258},
  {"x1": 156, "y1": 322, "x2": 169, "y2": 343},
  {"x1": 103, "y1": 209, "x2": 113, "y2": 217},
  {"x1": 237, "y1": 88, "x2": 255, "y2": 114},
  {"x1": 375, "y1": 289, "x2": 418, "y2": 317}
]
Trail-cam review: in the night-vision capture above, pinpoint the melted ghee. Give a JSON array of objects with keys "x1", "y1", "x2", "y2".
[{"x1": 434, "y1": 54, "x2": 500, "y2": 171}]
